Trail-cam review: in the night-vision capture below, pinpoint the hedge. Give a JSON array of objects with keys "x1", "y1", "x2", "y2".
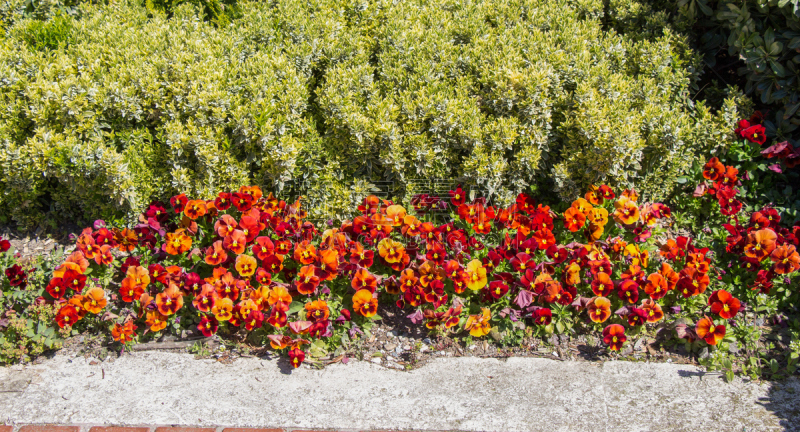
[{"x1": 0, "y1": 0, "x2": 744, "y2": 228}]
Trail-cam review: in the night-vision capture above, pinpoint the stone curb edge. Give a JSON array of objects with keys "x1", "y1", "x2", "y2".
[{"x1": 0, "y1": 424, "x2": 465, "y2": 432}]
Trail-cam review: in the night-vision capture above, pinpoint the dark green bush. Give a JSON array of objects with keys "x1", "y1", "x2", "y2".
[{"x1": 669, "y1": 0, "x2": 800, "y2": 139}]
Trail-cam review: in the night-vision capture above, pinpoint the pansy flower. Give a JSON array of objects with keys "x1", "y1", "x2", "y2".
[
  {"x1": 677, "y1": 267, "x2": 709, "y2": 297},
  {"x1": 352, "y1": 268, "x2": 378, "y2": 293},
  {"x1": 215, "y1": 272, "x2": 242, "y2": 301},
  {"x1": 597, "y1": 185, "x2": 616, "y2": 200},
  {"x1": 145, "y1": 310, "x2": 168, "y2": 332},
  {"x1": 770, "y1": 244, "x2": 800, "y2": 274},
  {"x1": 316, "y1": 249, "x2": 340, "y2": 280},
  {"x1": 404, "y1": 285, "x2": 425, "y2": 307},
  {"x1": 81, "y1": 288, "x2": 107, "y2": 314},
  {"x1": 422, "y1": 279, "x2": 447, "y2": 307},
  {"x1": 464, "y1": 259, "x2": 487, "y2": 291},
  {"x1": 193, "y1": 284, "x2": 218, "y2": 312},
  {"x1": 353, "y1": 289, "x2": 378, "y2": 317},
  {"x1": 5, "y1": 264, "x2": 29, "y2": 287},
  {"x1": 531, "y1": 308, "x2": 552, "y2": 326},
  {"x1": 532, "y1": 229, "x2": 556, "y2": 250},
  {"x1": 183, "y1": 200, "x2": 207, "y2": 220},
  {"x1": 465, "y1": 307, "x2": 492, "y2": 337},
  {"x1": 603, "y1": 324, "x2": 626, "y2": 351},
  {"x1": 213, "y1": 297, "x2": 235, "y2": 322},
  {"x1": 215, "y1": 214, "x2": 238, "y2": 238},
  {"x1": 563, "y1": 207, "x2": 586, "y2": 232},
  {"x1": 305, "y1": 299, "x2": 330, "y2": 322},
  {"x1": 165, "y1": 231, "x2": 192, "y2": 256},
  {"x1": 155, "y1": 284, "x2": 184, "y2": 316},
  {"x1": 76, "y1": 233, "x2": 99, "y2": 260},
  {"x1": 170, "y1": 193, "x2": 188, "y2": 213},
  {"x1": 260, "y1": 254, "x2": 283, "y2": 275},
  {"x1": 239, "y1": 214, "x2": 262, "y2": 243},
  {"x1": 588, "y1": 297, "x2": 611, "y2": 323},
  {"x1": 120, "y1": 278, "x2": 144, "y2": 303},
  {"x1": 613, "y1": 196, "x2": 640, "y2": 225},
  {"x1": 288, "y1": 347, "x2": 305, "y2": 368},
  {"x1": 377, "y1": 238, "x2": 406, "y2": 265},
  {"x1": 251, "y1": 236, "x2": 275, "y2": 262},
  {"x1": 751, "y1": 270, "x2": 775, "y2": 294},
  {"x1": 232, "y1": 192, "x2": 254, "y2": 211},
  {"x1": 223, "y1": 229, "x2": 247, "y2": 255},
  {"x1": 449, "y1": 186, "x2": 466, "y2": 206},
  {"x1": 744, "y1": 228, "x2": 777, "y2": 261},
  {"x1": 617, "y1": 280, "x2": 639, "y2": 304},
  {"x1": 507, "y1": 252, "x2": 533, "y2": 273},
  {"x1": 111, "y1": 321, "x2": 138, "y2": 344},
  {"x1": 235, "y1": 254, "x2": 258, "y2": 278},
  {"x1": 68, "y1": 295, "x2": 87, "y2": 319},
  {"x1": 590, "y1": 272, "x2": 613, "y2": 297},
  {"x1": 56, "y1": 305, "x2": 80, "y2": 328},
  {"x1": 294, "y1": 265, "x2": 319, "y2": 295},
  {"x1": 487, "y1": 280, "x2": 509, "y2": 300},
  {"x1": 198, "y1": 315, "x2": 219, "y2": 337},
  {"x1": 215, "y1": 192, "x2": 232, "y2": 211},
  {"x1": 205, "y1": 241, "x2": 228, "y2": 266},
  {"x1": 244, "y1": 310, "x2": 264, "y2": 331},
  {"x1": 695, "y1": 317, "x2": 725, "y2": 345},
  {"x1": 92, "y1": 227, "x2": 112, "y2": 247},
  {"x1": 385, "y1": 205, "x2": 407, "y2": 227},
  {"x1": 641, "y1": 299, "x2": 663, "y2": 323},
  {"x1": 348, "y1": 242, "x2": 374, "y2": 268},
  {"x1": 46, "y1": 277, "x2": 67, "y2": 299},
  {"x1": 148, "y1": 264, "x2": 167, "y2": 285},
  {"x1": 740, "y1": 124, "x2": 766, "y2": 145},
  {"x1": 399, "y1": 269, "x2": 419, "y2": 293},
  {"x1": 708, "y1": 290, "x2": 741, "y2": 319},
  {"x1": 627, "y1": 307, "x2": 647, "y2": 326},
  {"x1": 425, "y1": 241, "x2": 446, "y2": 265},
  {"x1": 643, "y1": 273, "x2": 667, "y2": 300}
]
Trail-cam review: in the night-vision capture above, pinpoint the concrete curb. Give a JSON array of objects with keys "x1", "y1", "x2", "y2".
[{"x1": 1, "y1": 351, "x2": 799, "y2": 432}]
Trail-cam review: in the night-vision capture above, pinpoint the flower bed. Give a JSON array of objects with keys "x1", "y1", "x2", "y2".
[{"x1": 1, "y1": 117, "x2": 799, "y2": 375}]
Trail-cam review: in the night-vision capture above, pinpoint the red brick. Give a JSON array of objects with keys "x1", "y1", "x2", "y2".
[
  {"x1": 223, "y1": 429, "x2": 283, "y2": 432},
  {"x1": 90, "y1": 427, "x2": 151, "y2": 432},
  {"x1": 0, "y1": 426, "x2": 12, "y2": 432},
  {"x1": 154, "y1": 428, "x2": 215, "y2": 432},
  {"x1": 19, "y1": 426, "x2": 80, "y2": 432},
  {"x1": 222, "y1": 429, "x2": 283, "y2": 432}
]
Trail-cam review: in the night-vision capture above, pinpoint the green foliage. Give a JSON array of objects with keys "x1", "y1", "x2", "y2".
[
  {"x1": 0, "y1": 248, "x2": 66, "y2": 364},
  {"x1": 669, "y1": 0, "x2": 800, "y2": 138},
  {"x1": 142, "y1": 0, "x2": 240, "y2": 26},
  {"x1": 19, "y1": 12, "x2": 74, "y2": 50},
  {"x1": 0, "y1": 0, "x2": 740, "y2": 229}
]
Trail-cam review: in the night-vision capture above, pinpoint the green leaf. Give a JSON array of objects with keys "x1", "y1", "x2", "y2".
[{"x1": 287, "y1": 301, "x2": 304, "y2": 316}]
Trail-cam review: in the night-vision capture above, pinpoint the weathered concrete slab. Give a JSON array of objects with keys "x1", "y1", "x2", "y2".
[{"x1": 0, "y1": 352, "x2": 797, "y2": 431}]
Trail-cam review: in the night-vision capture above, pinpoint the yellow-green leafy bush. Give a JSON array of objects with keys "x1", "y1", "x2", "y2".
[{"x1": 0, "y1": 0, "x2": 743, "y2": 227}]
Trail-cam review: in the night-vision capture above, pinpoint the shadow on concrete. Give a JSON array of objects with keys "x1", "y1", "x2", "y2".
[
  {"x1": 758, "y1": 377, "x2": 800, "y2": 432},
  {"x1": 276, "y1": 356, "x2": 296, "y2": 375},
  {"x1": 676, "y1": 369, "x2": 709, "y2": 379}
]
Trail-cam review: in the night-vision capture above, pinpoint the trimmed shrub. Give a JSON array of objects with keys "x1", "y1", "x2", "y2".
[{"x1": 0, "y1": 0, "x2": 742, "y2": 228}]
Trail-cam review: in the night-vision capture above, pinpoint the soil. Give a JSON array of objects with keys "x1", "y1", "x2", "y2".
[{"x1": 1, "y1": 224, "x2": 77, "y2": 265}]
